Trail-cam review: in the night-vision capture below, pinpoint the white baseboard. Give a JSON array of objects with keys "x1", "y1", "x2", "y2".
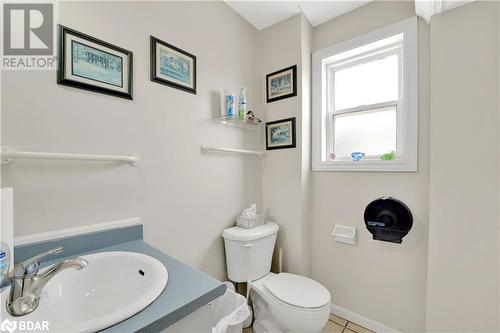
[
  {"x1": 14, "y1": 217, "x2": 142, "y2": 246},
  {"x1": 331, "y1": 303, "x2": 403, "y2": 333}
]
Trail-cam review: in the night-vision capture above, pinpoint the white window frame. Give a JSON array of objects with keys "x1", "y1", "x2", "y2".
[{"x1": 312, "y1": 17, "x2": 418, "y2": 172}]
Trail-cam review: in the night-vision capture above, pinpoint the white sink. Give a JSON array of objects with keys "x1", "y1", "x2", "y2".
[{"x1": 1, "y1": 251, "x2": 168, "y2": 332}]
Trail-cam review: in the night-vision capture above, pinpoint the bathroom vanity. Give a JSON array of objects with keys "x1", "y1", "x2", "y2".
[{"x1": 2, "y1": 223, "x2": 226, "y2": 332}]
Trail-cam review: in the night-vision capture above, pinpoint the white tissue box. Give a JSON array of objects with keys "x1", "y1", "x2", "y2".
[{"x1": 236, "y1": 214, "x2": 265, "y2": 229}]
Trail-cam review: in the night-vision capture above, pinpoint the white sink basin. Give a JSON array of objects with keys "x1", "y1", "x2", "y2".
[{"x1": 1, "y1": 251, "x2": 168, "y2": 332}]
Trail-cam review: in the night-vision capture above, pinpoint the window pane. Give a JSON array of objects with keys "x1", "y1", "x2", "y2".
[
  {"x1": 333, "y1": 107, "x2": 396, "y2": 159},
  {"x1": 334, "y1": 54, "x2": 398, "y2": 110}
]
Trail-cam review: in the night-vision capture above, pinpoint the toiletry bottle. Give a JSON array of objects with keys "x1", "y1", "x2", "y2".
[
  {"x1": 0, "y1": 188, "x2": 13, "y2": 288},
  {"x1": 0, "y1": 243, "x2": 10, "y2": 287},
  {"x1": 225, "y1": 89, "x2": 236, "y2": 119},
  {"x1": 238, "y1": 87, "x2": 247, "y2": 121}
]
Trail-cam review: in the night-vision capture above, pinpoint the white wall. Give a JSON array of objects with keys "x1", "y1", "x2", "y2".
[
  {"x1": 426, "y1": 2, "x2": 499, "y2": 331},
  {"x1": 1, "y1": 1, "x2": 262, "y2": 280},
  {"x1": 310, "y1": 2, "x2": 430, "y2": 332}
]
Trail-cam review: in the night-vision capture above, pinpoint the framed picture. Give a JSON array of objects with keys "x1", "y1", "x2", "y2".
[
  {"x1": 57, "y1": 25, "x2": 133, "y2": 100},
  {"x1": 266, "y1": 117, "x2": 296, "y2": 150},
  {"x1": 266, "y1": 65, "x2": 297, "y2": 103},
  {"x1": 150, "y1": 36, "x2": 197, "y2": 94}
]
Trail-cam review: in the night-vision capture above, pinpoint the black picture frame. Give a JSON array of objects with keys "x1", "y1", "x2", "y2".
[
  {"x1": 266, "y1": 65, "x2": 297, "y2": 103},
  {"x1": 57, "y1": 25, "x2": 133, "y2": 100},
  {"x1": 150, "y1": 36, "x2": 197, "y2": 94},
  {"x1": 265, "y1": 117, "x2": 297, "y2": 150}
]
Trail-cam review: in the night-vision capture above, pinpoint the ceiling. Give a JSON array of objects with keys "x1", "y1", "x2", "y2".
[
  {"x1": 225, "y1": 0, "x2": 474, "y2": 30},
  {"x1": 225, "y1": 1, "x2": 373, "y2": 30}
]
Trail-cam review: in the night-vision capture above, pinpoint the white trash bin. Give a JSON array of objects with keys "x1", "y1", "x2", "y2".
[{"x1": 211, "y1": 284, "x2": 251, "y2": 333}]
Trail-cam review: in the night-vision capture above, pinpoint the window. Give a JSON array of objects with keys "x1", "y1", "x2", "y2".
[{"x1": 312, "y1": 17, "x2": 418, "y2": 172}]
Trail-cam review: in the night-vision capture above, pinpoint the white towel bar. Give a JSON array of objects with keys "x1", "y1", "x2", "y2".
[
  {"x1": 201, "y1": 145, "x2": 264, "y2": 156},
  {"x1": 1, "y1": 146, "x2": 142, "y2": 167}
]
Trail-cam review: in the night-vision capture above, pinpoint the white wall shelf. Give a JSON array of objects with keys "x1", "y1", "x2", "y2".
[{"x1": 213, "y1": 115, "x2": 262, "y2": 131}]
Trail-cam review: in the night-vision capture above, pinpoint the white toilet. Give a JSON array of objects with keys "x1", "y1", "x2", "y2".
[{"x1": 223, "y1": 222, "x2": 331, "y2": 333}]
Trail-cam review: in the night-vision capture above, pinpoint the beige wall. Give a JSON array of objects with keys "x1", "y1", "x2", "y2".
[
  {"x1": 300, "y1": 15, "x2": 314, "y2": 277},
  {"x1": 310, "y1": 2, "x2": 430, "y2": 332},
  {"x1": 3, "y1": 1, "x2": 500, "y2": 331},
  {"x1": 1, "y1": 1, "x2": 262, "y2": 280},
  {"x1": 259, "y1": 14, "x2": 313, "y2": 275},
  {"x1": 426, "y1": 2, "x2": 499, "y2": 331}
]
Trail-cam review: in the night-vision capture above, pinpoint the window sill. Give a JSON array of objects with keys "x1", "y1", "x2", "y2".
[{"x1": 312, "y1": 159, "x2": 417, "y2": 172}]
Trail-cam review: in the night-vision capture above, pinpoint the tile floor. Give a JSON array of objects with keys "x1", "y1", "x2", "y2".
[
  {"x1": 242, "y1": 314, "x2": 375, "y2": 333},
  {"x1": 323, "y1": 314, "x2": 375, "y2": 333}
]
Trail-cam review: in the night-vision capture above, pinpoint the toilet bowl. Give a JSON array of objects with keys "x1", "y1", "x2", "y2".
[
  {"x1": 222, "y1": 222, "x2": 331, "y2": 333},
  {"x1": 250, "y1": 273, "x2": 331, "y2": 333}
]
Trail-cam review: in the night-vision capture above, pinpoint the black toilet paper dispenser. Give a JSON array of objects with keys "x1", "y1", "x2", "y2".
[{"x1": 364, "y1": 197, "x2": 412, "y2": 244}]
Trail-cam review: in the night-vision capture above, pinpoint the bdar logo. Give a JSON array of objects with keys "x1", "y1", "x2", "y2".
[
  {"x1": 0, "y1": 319, "x2": 17, "y2": 333},
  {"x1": 3, "y1": 3, "x2": 53, "y2": 56}
]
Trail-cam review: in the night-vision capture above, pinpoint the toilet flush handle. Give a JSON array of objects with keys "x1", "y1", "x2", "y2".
[{"x1": 243, "y1": 242, "x2": 253, "y2": 248}]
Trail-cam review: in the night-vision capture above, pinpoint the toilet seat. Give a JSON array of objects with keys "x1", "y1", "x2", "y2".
[
  {"x1": 264, "y1": 273, "x2": 330, "y2": 309},
  {"x1": 250, "y1": 273, "x2": 331, "y2": 333}
]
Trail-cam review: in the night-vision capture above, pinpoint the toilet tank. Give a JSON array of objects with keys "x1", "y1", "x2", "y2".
[{"x1": 222, "y1": 222, "x2": 279, "y2": 282}]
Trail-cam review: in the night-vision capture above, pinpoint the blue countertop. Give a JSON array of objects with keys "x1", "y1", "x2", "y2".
[{"x1": 10, "y1": 225, "x2": 226, "y2": 332}]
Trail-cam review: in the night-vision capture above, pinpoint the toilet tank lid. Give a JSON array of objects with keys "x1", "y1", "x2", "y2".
[{"x1": 222, "y1": 222, "x2": 279, "y2": 241}]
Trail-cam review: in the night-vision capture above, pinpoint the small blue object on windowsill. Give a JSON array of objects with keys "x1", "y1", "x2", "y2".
[{"x1": 351, "y1": 152, "x2": 365, "y2": 162}]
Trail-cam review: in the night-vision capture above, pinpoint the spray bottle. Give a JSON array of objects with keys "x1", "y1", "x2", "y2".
[{"x1": 238, "y1": 87, "x2": 247, "y2": 121}]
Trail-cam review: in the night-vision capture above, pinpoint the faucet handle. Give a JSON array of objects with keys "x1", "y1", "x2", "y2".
[{"x1": 11, "y1": 246, "x2": 64, "y2": 279}]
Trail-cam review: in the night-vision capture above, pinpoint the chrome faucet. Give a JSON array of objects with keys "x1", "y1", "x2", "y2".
[{"x1": 6, "y1": 246, "x2": 88, "y2": 316}]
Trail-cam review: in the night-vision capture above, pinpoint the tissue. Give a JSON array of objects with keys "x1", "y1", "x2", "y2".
[
  {"x1": 237, "y1": 204, "x2": 264, "y2": 229},
  {"x1": 241, "y1": 204, "x2": 257, "y2": 218}
]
